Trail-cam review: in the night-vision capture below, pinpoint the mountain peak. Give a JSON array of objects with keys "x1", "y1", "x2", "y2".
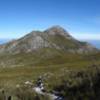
[
  {"x1": 45, "y1": 25, "x2": 67, "y2": 32},
  {"x1": 44, "y1": 25, "x2": 70, "y2": 37},
  {"x1": 47, "y1": 25, "x2": 66, "y2": 31}
]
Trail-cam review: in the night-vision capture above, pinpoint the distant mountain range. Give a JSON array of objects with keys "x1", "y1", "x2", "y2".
[
  {"x1": 85, "y1": 40, "x2": 100, "y2": 49},
  {"x1": 0, "y1": 39, "x2": 11, "y2": 44}
]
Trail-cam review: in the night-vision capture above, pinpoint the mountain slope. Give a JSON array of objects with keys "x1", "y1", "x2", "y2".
[
  {"x1": 0, "y1": 26, "x2": 97, "y2": 54},
  {"x1": 0, "y1": 26, "x2": 98, "y2": 68}
]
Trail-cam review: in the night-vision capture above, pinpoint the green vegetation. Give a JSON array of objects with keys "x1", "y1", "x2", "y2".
[{"x1": 0, "y1": 51, "x2": 99, "y2": 99}]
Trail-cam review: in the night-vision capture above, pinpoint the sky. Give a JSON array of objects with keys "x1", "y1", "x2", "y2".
[{"x1": 0, "y1": 0, "x2": 100, "y2": 47}]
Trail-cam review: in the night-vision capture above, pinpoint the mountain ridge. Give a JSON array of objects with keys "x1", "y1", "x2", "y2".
[{"x1": 0, "y1": 26, "x2": 98, "y2": 54}]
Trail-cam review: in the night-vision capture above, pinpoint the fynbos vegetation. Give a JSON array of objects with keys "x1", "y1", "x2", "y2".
[{"x1": 0, "y1": 26, "x2": 99, "y2": 100}]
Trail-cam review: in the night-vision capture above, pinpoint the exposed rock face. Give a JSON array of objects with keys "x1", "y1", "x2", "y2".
[{"x1": 0, "y1": 26, "x2": 98, "y2": 54}]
